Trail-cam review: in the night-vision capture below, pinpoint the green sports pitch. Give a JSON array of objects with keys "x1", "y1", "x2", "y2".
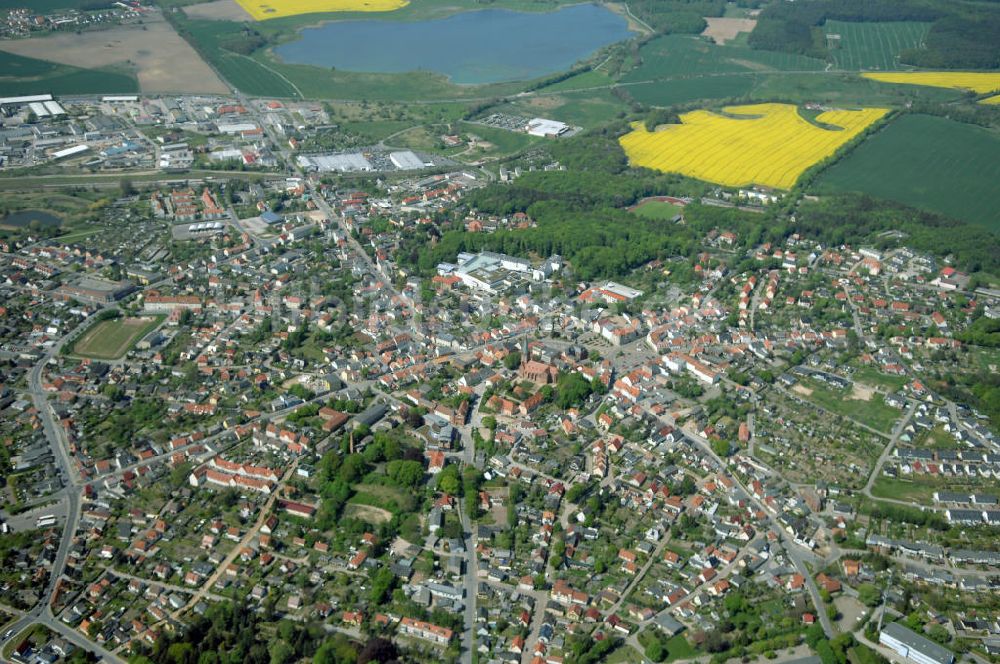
[{"x1": 70, "y1": 315, "x2": 163, "y2": 360}]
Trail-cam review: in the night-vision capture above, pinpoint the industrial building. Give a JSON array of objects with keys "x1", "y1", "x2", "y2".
[
  {"x1": 55, "y1": 277, "x2": 136, "y2": 305},
  {"x1": 525, "y1": 117, "x2": 570, "y2": 138},
  {"x1": 436, "y1": 251, "x2": 561, "y2": 294},
  {"x1": 880, "y1": 622, "x2": 955, "y2": 664},
  {"x1": 297, "y1": 152, "x2": 373, "y2": 173},
  {"x1": 389, "y1": 150, "x2": 425, "y2": 170}
]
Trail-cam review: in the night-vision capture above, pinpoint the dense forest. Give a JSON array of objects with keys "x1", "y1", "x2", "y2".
[
  {"x1": 627, "y1": 0, "x2": 722, "y2": 34},
  {"x1": 904, "y1": 13, "x2": 1000, "y2": 69},
  {"x1": 747, "y1": 0, "x2": 1000, "y2": 68},
  {"x1": 627, "y1": 0, "x2": 763, "y2": 35}
]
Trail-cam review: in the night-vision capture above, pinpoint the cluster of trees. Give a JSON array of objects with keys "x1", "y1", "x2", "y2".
[
  {"x1": 627, "y1": 0, "x2": 737, "y2": 34},
  {"x1": 219, "y1": 28, "x2": 269, "y2": 56},
  {"x1": 102, "y1": 398, "x2": 165, "y2": 447},
  {"x1": 956, "y1": 315, "x2": 1000, "y2": 347},
  {"x1": 554, "y1": 372, "x2": 598, "y2": 409},
  {"x1": 805, "y1": 626, "x2": 885, "y2": 664},
  {"x1": 860, "y1": 499, "x2": 948, "y2": 530},
  {"x1": 563, "y1": 634, "x2": 623, "y2": 664},
  {"x1": 132, "y1": 600, "x2": 402, "y2": 664},
  {"x1": 939, "y1": 367, "x2": 1000, "y2": 432},
  {"x1": 748, "y1": 0, "x2": 1000, "y2": 69}
]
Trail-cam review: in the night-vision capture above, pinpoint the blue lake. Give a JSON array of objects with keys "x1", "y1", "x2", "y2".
[{"x1": 274, "y1": 3, "x2": 634, "y2": 85}]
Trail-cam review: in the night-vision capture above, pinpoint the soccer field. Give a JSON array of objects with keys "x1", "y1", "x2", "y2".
[{"x1": 71, "y1": 316, "x2": 162, "y2": 360}]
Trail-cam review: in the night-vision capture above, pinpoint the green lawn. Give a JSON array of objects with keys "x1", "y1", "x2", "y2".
[
  {"x1": 606, "y1": 644, "x2": 644, "y2": 664},
  {"x1": 799, "y1": 378, "x2": 901, "y2": 433},
  {"x1": 497, "y1": 87, "x2": 626, "y2": 128},
  {"x1": 870, "y1": 477, "x2": 936, "y2": 503},
  {"x1": 853, "y1": 366, "x2": 908, "y2": 392},
  {"x1": 814, "y1": 114, "x2": 1000, "y2": 230},
  {"x1": 0, "y1": 51, "x2": 138, "y2": 96},
  {"x1": 632, "y1": 200, "x2": 684, "y2": 220},
  {"x1": 871, "y1": 474, "x2": 999, "y2": 506},
  {"x1": 459, "y1": 122, "x2": 541, "y2": 155},
  {"x1": 823, "y1": 21, "x2": 932, "y2": 71}
]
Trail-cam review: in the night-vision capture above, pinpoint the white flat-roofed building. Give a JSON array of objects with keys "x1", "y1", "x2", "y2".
[
  {"x1": 526, "y1": 117, "x2": 570, "y2": 137},
  {"x1": 28, "y1": 102, "x2": 50, "y2": 118},
  {"x1": 216, "y1": 122, "x2": 258, "y2": 135},
  {"x1": 51, "y1": 144, "x2": 89, "y2": 159},
  {"x1": 0, "y1": 94, "x2": 52, "y2": 106},
  {"x1": 880, "y1": 622, "x2": 955, "y2": 664},
  {"x1": 297, "y1": 153, "x2": 372, "y2": 173},
  {"x1": 389, "y1": 150, "x2": 425, "y2": 170},
  {"x1": 601, "y1": 281, "x2": 643, "y2": 300},
  {"x1": 102, "y1": 95, "x2": 139, "y2": 103},
  {"x1": 43, "y1": 101, "x2": 66, "y2": 116},
  {"x1": 452, "y1": 251, "x2": 534, "y2": 293}
]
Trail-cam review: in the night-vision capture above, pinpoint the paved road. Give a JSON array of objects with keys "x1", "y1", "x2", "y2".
[{"x1": 1, "y1": 326, "x2": 126, "y2": 663}]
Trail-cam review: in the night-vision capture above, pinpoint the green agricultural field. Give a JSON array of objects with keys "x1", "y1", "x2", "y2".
[
  {"x1": 70, "y1": 315, "x2": 163, "y2": 360},
  {"x1": 823, "y1": 21, "x2": 931, "y2": 71},
  {"x1": 0, "y1": 51, "x2": 138, "y2": 96},
  {"x1": 814, "y1": 114, "x2": 1000, "y2": 230},
  {"x1": 622, "y1": 34, "x2": 826, "y2": 84},
  {"x1": 750, "y1": 72, "x2": 956, "y2": 105},
  {"x1": 536, "y1": 68, "x2": 611, "y2": 92},
  {"x1": 627, "y1": 74, "x2": 755, "y2": 106}
]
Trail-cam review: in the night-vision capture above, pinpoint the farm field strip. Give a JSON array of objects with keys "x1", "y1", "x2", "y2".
[
  {"x1": 619, "y1": 102, "x2": 888, "y2": 190},
  {"x1": 234, "y1": 0, "x2": 408, "y2": 20},
  {"x1": 862, "y1": 71, "x2": 1000, "y2": 103}
]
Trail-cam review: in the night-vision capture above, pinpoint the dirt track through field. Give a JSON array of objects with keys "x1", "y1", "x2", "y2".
[{"x1": 0, "y1": 9, "x2": 228, "y2": 94}]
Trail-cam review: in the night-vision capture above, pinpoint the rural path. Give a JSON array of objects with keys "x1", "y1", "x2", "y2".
[
  {"x1": 170, "y1": 462, "x2": 298, "y2": 620},
  {"x1": 606, "y1": 532, "x2": 673, "y2": 617},
  {"x1": 862, "y1": 402, "x2": 917, "y2": 497}
]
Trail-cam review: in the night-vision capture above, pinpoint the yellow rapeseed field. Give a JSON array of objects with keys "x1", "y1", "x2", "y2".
[
  {"x1": 618, "y1": 103, "x2": 888, "y2": 190},
  {"x1": 983, "y1": 95, "x2": 1000, "y2": 105},
  {"x1": 235, "y1": 0, "x2": 408, "y2": 20},
  {"x1": 862, "y1": 72, "x2": 1000, "y2": 101}
]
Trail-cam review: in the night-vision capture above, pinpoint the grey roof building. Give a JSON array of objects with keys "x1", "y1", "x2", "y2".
[{"x1": 880, "y1": 622, "x2": 955, "y2": 664}]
